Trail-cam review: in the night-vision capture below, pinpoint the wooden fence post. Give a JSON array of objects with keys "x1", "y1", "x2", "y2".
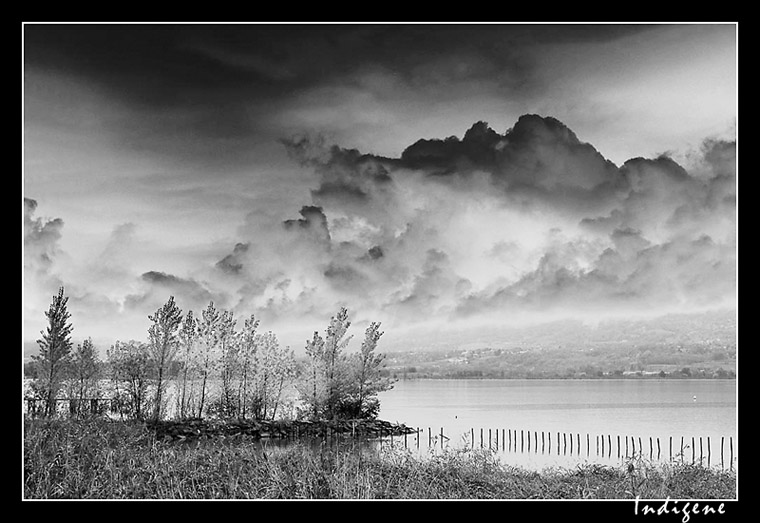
[{"x1": 721, "y1": 436, "x2": 724, "y2": 469}]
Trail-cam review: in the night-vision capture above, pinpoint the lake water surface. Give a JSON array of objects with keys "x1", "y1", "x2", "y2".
[{"x1": 377, "y1": 379, "x2": 737, "y2": 470}]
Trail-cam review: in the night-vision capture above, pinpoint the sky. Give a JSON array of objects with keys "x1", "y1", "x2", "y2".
[{"x1": 22, "y1": 22, "x2": 737, "y2": 356}]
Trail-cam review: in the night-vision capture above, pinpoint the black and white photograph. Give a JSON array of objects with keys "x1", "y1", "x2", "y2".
[{"x1": 22, "y1": 22, "x2": 737, "y2": 505}]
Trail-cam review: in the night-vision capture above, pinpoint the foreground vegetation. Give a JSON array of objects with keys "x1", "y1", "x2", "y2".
[{"x1": 23, "y1": 419, "x2": 736, "y2": 500}]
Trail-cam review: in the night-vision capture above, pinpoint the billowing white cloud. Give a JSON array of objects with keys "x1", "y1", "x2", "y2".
[
  {"x1": 23, "y1": 114, "x2": 736, "y2": 353},
  {"x1": 200, "y1": 115, "x2": 736, "y2": 344}
]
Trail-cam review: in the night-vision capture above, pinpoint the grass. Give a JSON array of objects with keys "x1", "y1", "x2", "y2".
[{"x1": 23, "y1": 418, "x2": 737, "y2": 500}]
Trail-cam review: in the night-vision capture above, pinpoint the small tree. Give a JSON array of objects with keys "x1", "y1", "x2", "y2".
[
  {"x1": 250, "y1": 331, "x2": 296, "y2": 420},
  {"x1": 322, "y1": 307, "x2": 353, "y2": 420},
  {"x1": 147, "y1": 296, "x2": 183, "y2": 421},
  {"x1": 107, "y1": 340, "x2": 151, "y2": 420},
  {"x1": 298, "y1": 331, "x2": 327, "y2": 420},
  {"x1": 342, "y1": 322, "x2": 394, "y2": 419},
  {"x1": 176, "y1": 310, "x2": 199, "y2": 419},
  {"x1": 66, "y1": 337, "x2": 100, "y2": 416},
  {"x1": 216, "y1": 309, "x2": 238, "y2": 418},
  {"x1": 237, "y1": 314, "x2": 260, "y2": 419},
  {"x1": 196, "y1": 301, "x2": 222, "y2": 418},
  {"x1": 32, "y1": 287, "x2": 74, "y2": 417},
  {"x1": 268, "y1": 341, "x2": 296, "y2": 420}
]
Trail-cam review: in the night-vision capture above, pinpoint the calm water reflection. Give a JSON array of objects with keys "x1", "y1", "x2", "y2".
[{"x1": 376, "y1": 379, "x2": 737, "y2": 470}]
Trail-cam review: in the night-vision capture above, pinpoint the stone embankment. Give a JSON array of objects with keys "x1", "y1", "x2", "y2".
[{"x1": 148, "y1": 418, "x2": 416, "y2": 442}]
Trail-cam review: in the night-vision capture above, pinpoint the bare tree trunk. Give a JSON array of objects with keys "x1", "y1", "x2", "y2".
[
  {"x1": 154, "y1": 362, "x2": 164, "y2": 421},
  {"x1": 199, "y1": 367, "x2": 208, "y2": 419},
  {"x1": 180, "y1": 363, "x2": 189, "y2": 419}
]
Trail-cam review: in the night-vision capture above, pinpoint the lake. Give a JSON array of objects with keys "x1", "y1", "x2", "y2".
[{"x1": 376, "y1": 379, "x2": 737, "y2": 471}]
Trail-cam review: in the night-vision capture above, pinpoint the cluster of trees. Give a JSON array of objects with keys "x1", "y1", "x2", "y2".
[
  {"x1": 300, "y1": 308, "x2": 390, "y2": 420},
  {"x1": 26, "y1": 287, "x2": 394, "y2": 422}
]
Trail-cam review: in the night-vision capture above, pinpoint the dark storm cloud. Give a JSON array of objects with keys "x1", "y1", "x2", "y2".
[
  {"x1": 288, "y1": 114, "x2": 626, "y2": 219},
  {"x1": 215, "y1": 242, "x2": 250, "y2": 275},
  {"x1": 364, "y1": 246, "x2": 384, "y2": 261},
  {"x1": 282, "y1": 205, "x2": 331, "y2": 244},
  {"x1": 24, "y1": 197, "x2": 64, "y2": 275},
  {"x1": 281, "y1": 134, "x2": 394, "y2": 206},
  {"x1": 141, "y1": 270, "x2": 212, "y2": 297},
  {"x1": 323, "y1": 262, "x2": 370, "y2": 291},
  {"x1": 23, "y1": 24, "x2": 658, "y2": 166},
  {"x1": 125, "y1": 270, "x2": 218, "y2": 313},
  {"x1": 24, "y1": 24, "x2": 651, "y2": 101},
  {"x1": 401, "y1": 115, "x2": 623, "y2": 200}
]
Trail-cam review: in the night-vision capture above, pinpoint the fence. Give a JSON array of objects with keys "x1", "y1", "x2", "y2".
[
  {"x1": 24, "y1": 397, "x2": 123, "y2": 419},
  {"x1": 377, "y1": 426, "x2": 736, "y2": 471}
]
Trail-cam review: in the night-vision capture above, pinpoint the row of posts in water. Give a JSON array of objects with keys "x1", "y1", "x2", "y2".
[{"x1": 377, "y1": 427, "x2": 735, "y2": 469}]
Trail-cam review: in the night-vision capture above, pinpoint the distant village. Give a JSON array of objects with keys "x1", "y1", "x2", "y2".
[{"x1": 383, "y1": 340, "x2": 736, "y2": 380}]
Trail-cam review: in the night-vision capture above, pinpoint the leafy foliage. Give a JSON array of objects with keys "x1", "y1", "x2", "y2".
[
  {"x1": 107, "y1": 340, "x2": 151, "y2": 420},
  {"x1": 298, "y1": 309, "x2": 393, "y2": 421},
  {"x1": 147, "y1": 296, "x2": 183, "y2": 421},
  {"x1": 31, "y1": 287, "x2": 74, "y2": 417},
  {"x1": 65, "y1": 337, "x2": 101, "y2": 415}
]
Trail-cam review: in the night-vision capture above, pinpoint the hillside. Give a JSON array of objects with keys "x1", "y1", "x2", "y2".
[{"x1": 382, "y1": 309, "x2": 737, "y2": 379}]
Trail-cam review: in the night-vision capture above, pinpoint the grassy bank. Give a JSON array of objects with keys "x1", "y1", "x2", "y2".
[{"x1": 23, "y1": 419, "x2": 737, "y2": 500}]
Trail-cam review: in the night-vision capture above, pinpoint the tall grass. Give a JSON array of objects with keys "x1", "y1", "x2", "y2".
[{"x1": 23, "y1": 419, "x2": 737, "y2": 500}]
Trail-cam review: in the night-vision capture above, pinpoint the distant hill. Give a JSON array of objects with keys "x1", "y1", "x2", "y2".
[
  {"x1": 380, "y1": 308, "x2": 737, "y2": 379},
  {"x1": 381, "y1": 308, "x2": 737, "y2": 353}
]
